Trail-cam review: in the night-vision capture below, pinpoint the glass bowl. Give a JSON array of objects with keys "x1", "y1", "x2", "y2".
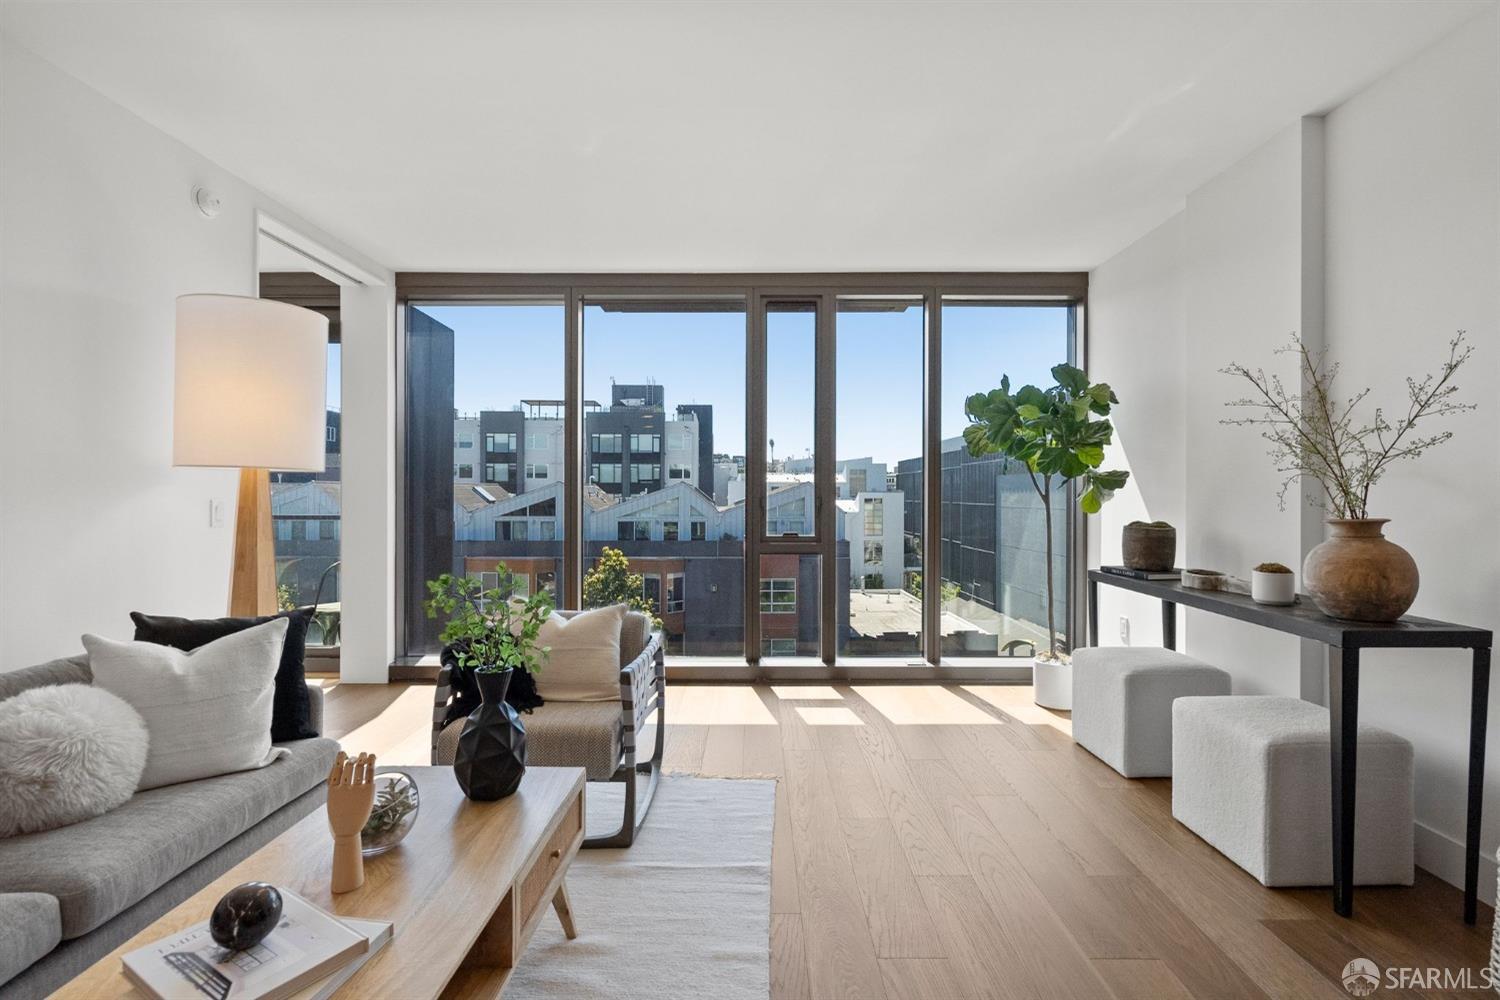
[{"x1": 361, "y1": 770, "x2": 420, "y2": 855}]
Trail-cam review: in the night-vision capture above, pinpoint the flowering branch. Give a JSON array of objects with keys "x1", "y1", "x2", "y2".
[{"x1": 1220, "y1": 332, "x2": 1473, "y2": 520}]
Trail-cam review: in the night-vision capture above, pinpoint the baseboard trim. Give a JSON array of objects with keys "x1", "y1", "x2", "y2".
[{"x1": 1415, "y1": 820, "x2": 1494, "y2": 906}]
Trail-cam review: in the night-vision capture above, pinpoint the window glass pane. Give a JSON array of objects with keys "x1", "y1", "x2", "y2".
[
  {"x1": 583, "y1": 299, "x2": 745, "y2": 657},
  {"x1": 939, "y1": 302, "x2": 1073, "y2": 658},
  {"x1": 271, "y1": 318, "x2": 340, "y2": 648},
  {"x1": 765, "y1": 303, "x2": 816, "y2": 536},
  {"x1": 404, "y1": 302, "x2": 565, "y2": 655},
  {"x1": 759, "y1": 554, "x2": 819, "y2": 658},
  {"x1": 837, "y1": 298, "x2": 922, "y2": 658}
]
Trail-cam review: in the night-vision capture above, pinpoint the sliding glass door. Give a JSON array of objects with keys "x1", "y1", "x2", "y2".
[{"x1": 397, "y1": 275, "x2": 1085, "y2": 675}]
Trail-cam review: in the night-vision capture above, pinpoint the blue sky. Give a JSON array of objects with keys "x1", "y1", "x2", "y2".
[{"x1": 416, "y1": 302, "x2": 1069, "y2": 471}]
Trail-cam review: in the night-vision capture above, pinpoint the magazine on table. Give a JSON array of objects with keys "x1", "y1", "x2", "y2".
[
  {"x1": 121, "y1": 890, "x2": 384, "y2": 1000},
  {"x1": 288, "y1": 918, "x2": 393, "y2": 1000}
]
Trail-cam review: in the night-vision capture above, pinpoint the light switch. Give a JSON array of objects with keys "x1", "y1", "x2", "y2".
[{"x1": 209, "y1": 498, "x2": 226, "y2": 528}]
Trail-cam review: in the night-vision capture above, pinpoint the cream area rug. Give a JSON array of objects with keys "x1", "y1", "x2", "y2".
[{"x1": 506, "y1": 776, "x2": 775, "y2": 1000}]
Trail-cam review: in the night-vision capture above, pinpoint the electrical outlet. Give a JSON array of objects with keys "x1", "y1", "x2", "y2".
[
  {"x1": 1118, "y1": 616, "x2": 1130, "y2": 645},
  {"x1": 209, "y1": 499, "x2": 226, "y2": 528}
]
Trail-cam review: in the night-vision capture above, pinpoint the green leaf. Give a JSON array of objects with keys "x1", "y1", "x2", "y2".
[
  {"x1": 1051, "y1": 363, "x2": 1088, "y2": 397},
  {"x1": 1091, "y1": 469, "x2": 1130, "y2": 490},
  {"x1": 1079, "y1": 486, "x2": 1103, "y2": 514},
  {"x1": 1074, "y1": 444, "x2": 1105, "y2": 467},
  {"x1": 1016, "y1": 403, "x2": 1042, "y2": 421}
]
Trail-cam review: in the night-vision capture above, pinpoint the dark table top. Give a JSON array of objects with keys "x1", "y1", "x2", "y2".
[{"x1": 1090, "y1": 569, "x2": 1491, "y2": 649}]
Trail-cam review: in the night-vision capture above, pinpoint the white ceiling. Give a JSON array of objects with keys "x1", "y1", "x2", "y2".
[{"x1": 2, "y1": 1, "x2": 1491, "y2": 272}]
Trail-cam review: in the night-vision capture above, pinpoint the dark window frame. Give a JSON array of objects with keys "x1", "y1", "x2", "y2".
[{"x1": 394, "y1": 272, "x2": 1087, "y2": 678}]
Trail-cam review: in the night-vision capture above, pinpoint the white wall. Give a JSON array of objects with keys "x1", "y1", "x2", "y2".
[
  {"x1": 1322, "y1": 7, "x2": 1500, "y2": 894},
  {"x1": 0, "y1": 36, "x2": 388, "y2": 669},
  {"x1": 1089, "y1": 8, "x2": 1500, "y2": 898},
  {"x1": 1088, "y1": 212, "x2": 1187, "y2": 649}
]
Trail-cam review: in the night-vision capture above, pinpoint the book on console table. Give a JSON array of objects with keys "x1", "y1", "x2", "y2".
[
  {"x1": 1099, "y1": 565, "x2": 1182, "y2": 581},
  {"x1": 121, "y1": 889, "x2": 390, "y2": 1000}
]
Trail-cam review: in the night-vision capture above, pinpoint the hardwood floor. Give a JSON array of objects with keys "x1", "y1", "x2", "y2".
[{"x1": 320, "y1": 680, "x2": 1493, "y2": 999}]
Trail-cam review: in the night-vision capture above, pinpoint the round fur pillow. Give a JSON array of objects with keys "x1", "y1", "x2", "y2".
[{"x1": 0, "y1": 683, "x2": 149, "y2": 836}]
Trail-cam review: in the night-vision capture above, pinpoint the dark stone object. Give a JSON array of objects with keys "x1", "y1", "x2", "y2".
[
  {"x1": 1122, "y1": 521, "x2": 1176, "y2": 572},
  {"x1": 210, "y1": 882, "x2": 283, "y2": 952},
  {"x1": 453, "y1": 668, "x2": 528, "y2": 801}
]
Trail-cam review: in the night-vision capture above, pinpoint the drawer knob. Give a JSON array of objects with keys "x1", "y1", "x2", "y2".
[{"x1": 551, "y1": 848, "x2": 562, "y2": 860}]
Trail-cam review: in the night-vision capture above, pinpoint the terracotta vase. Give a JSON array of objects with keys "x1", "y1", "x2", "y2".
[{"x1": 1302, "y1": 518, "x2": 1419, "y2": 623}]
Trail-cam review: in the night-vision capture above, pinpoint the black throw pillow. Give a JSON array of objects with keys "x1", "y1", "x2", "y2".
[
  {"x1": 440, "y1": 642, "x2": 544, "y2": 728},
  {"x1": 130, "y1": 608, "x2": 318, "y2": 741}
]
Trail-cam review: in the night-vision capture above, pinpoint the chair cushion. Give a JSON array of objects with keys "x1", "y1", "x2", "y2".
[
  {"x1": 0, "y1": 892, "x2": 61, "y2": 986},
  {"x1": 0, "y1": 737, "x2": 338, "y2": 938},
  {"x1": 438, "y1": 701, "x2": 622, "y2": 781},
  {"x1": 620, "y1": 611, "x2": 650, "y2": 666},
  {"x1": 533, "y1": 605, "x2": 626, "y2": 702}
]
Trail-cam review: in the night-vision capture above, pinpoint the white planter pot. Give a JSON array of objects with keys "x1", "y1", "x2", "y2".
[
  {"x1": 1033, "y1": 658, "x2": 1072, "y2": 710},
  {"x1": 1251, "y1": 570, "x2": 1296, "y2": 606}
]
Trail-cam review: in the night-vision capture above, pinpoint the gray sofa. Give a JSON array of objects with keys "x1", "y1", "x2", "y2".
[{"x1": 0, "y1": 655, "x2": 340, "y2": 999}]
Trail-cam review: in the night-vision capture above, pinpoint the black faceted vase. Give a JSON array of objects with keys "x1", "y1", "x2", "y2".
[{"x1": 453, "y1": 668, "x2": 527, "y2": 800}]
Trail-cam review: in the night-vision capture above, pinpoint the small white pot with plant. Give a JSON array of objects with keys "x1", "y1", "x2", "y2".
[
  {"x1": 964, "y1": 364, "x2": 1129, "y2": 710},
  {"x1": 1250, "y1": 563, "x2": 1296, "y2": 606}
]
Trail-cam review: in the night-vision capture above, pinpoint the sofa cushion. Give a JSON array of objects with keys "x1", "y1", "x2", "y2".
[
  {"x1": 0, "y1": 737, "x2": 337, "y2": 939},
  {"x1": 131, "y1": 608, "x2": 319, "y2": 742},
  {"x1": 437, "y1": 701, "x2": 622, "y2": 780},
  {"x1": 0, "y1": 655, "x2": 90, "y2": 701},
  {"x1": 0, "y1": 892, "x2": 61, "y2": 986},
  {"x1": 85, "y1": 621, "x2": 289, "y2": 790}
]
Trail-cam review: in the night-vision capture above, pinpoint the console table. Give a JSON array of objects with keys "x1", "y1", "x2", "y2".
[{"x1": 1088, "y1": 569, "x2": 1492, "y2": 923}]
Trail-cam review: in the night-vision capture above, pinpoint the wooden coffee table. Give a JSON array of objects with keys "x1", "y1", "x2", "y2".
[{"x1": 55, "y1": 765, "x2": 586, "y2": 999}]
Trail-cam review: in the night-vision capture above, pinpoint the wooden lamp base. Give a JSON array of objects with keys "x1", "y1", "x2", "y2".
[{"x1": 230, "y1": 467, "x2": 277, "y2": 617}]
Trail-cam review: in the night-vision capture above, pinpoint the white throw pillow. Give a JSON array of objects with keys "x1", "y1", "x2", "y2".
[
  {"x1": 533, "y1": 604, "x2": 626, "y2": 702},
  {"x1": 84, "y1": 618, "x2": 290, "y2": 790},
  {"x1": 0, "y1": 683, "x2": 149, "y2": 836}
]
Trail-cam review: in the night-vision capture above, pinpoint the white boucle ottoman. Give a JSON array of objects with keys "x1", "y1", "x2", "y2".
[
  {"x1": 1071, "y1": 647, "x2": 1231, "y2": 777},
  {"x1": 1171, "y1": 696, "x2": 1414, "y2": 887}
]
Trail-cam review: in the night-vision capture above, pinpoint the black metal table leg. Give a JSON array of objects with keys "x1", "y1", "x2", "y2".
[
  {"x1": 1161, "y1": 600, "x2": 1176, "y2": 650},
  {"x1": 1329, "y1": 645, "x2": 1359, "y2": 917},
  {"x1": 1466, "y1": 645, "x2": 1491, "y2": 924},
  {"x1": 1088, "y1": 577, "x2": 1099, "y2": 648}
]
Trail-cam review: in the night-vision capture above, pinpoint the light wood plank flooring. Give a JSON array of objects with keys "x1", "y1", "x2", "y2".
[{"x1": 320, "y1": 680, "x2": 1492, "y2": 999}]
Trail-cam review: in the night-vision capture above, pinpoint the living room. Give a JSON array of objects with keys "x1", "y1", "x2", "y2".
[{"x1": 1, "y1": 1, "x2": 1498, "y2": 998}]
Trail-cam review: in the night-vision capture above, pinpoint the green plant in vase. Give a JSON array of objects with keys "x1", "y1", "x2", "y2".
[{"x1": 424, "y1": 565, "x2": 553, "y2": 674}]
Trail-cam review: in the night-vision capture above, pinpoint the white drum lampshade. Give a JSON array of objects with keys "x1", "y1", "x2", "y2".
[
  {"x1": 173, "y1": 294, "x2": 328, "y2": 472},
  {"x1": 173, "y1": 293, "x2": 329, "y2": 615}
]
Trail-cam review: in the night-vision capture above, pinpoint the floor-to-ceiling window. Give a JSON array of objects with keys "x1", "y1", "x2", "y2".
[
  {"x1": 397, "y1": 276, "x2": 1083, "y2": 674},
  {"x1": 837, "y1": 298, "x2": 923, "y2": 659},
  {"x1": 940, "y1": 301, "x2": 1074, "y2": 659},
  {"x1": 404, "y1": 302, "x2": 566, "y2": 654},
  {"x1": 261, "y1": 272, "x2": 342, "y2": 651},
  {"x1": 581, "y1": 299, "x2": 746, "y2": 657}
]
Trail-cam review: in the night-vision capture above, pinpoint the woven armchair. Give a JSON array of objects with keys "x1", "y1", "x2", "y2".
[{"x1": 432, "y1": 609, "x2": 666, "y2": 848}]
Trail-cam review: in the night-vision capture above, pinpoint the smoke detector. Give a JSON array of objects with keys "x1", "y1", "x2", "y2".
[{"x1": 191, "y1": 186, "x2": 222, "y2": 219}]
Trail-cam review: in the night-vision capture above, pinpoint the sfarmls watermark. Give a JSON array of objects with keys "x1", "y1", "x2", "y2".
[{"x1": 1341, "y1": 958, "x2": 1494, "y2": 995}]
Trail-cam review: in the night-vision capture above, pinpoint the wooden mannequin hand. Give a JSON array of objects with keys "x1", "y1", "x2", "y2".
[{"x1": 327, "y1": 751, "x2": 377, "y2": 892}]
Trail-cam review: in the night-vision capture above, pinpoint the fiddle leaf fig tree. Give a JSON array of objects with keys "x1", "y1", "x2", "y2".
[{"x1": 963, "y1": 363, "x2": 1129, "y2": 660}]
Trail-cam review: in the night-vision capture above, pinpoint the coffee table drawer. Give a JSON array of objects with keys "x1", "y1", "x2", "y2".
[{"x1": 519, "y1": 790, "x2": 582, "y2": 919}]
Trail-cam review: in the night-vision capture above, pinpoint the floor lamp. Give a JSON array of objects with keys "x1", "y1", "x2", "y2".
[{"x1": 173, "y1": 293, "x2": 328, "y2": 617}]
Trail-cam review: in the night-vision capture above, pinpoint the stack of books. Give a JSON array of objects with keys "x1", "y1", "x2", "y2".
[
  {"x1": 1099, "y1": 565, "x2": 1182, "y2": 581},
  {"x1": 121, "y1": 891, "x2": 392, "y2": 1000}
]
